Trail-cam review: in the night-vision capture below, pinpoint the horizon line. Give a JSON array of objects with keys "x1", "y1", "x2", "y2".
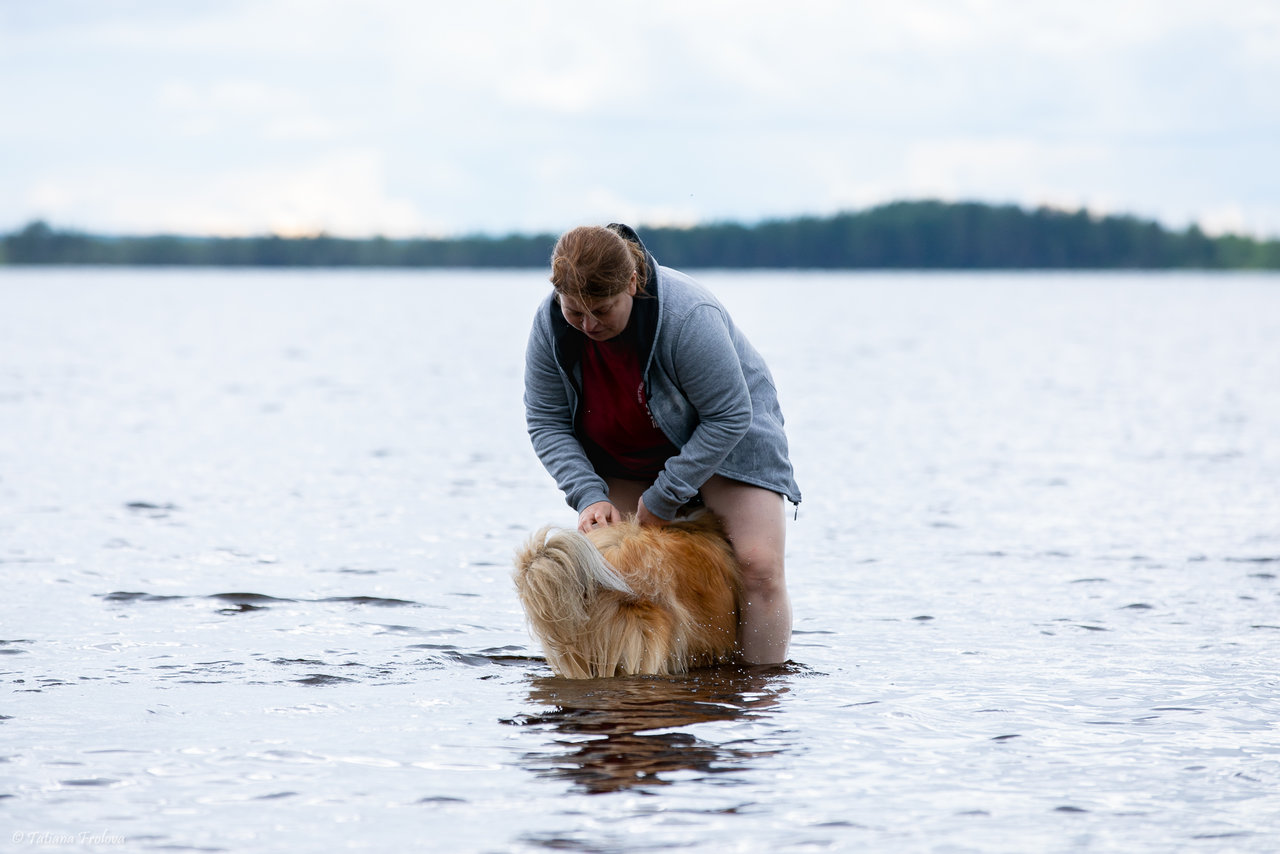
[{"x1": 6, "y1": 198, "x2": 1278, "y2": 244}]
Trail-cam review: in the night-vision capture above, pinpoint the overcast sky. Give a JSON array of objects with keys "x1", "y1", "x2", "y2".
[{"x1": 3, "y1": 1, "x2": 1277, "y2": 238}]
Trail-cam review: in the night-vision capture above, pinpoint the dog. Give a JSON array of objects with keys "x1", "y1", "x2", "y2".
[{"x1": 513, "y1": 511, "x2": 743, "y2": 679}]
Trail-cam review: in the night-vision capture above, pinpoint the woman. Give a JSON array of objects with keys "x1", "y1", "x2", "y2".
[{"x1": 523, "y1": 223, "x2": 801, "y2": 664}]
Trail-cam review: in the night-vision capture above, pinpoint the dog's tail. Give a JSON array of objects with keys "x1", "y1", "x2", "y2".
[{"x1": 513, "y1": 526, "x2": 633, "y2": 631}]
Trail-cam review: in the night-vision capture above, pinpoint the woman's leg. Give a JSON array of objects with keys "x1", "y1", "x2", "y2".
[
  {"x1": 699, "y1": 475, "x2": 792, "y2": 665},
  {"x1": 603, "y1": 477, "x2": 648, "y2": 517}
]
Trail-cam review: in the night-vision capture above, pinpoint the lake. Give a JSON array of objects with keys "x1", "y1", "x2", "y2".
[{"x1": 2, "y1": 268, "x2": 1279, "y2": 852}]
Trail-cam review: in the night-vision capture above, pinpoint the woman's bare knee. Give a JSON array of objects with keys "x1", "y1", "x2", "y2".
[{"x1": 738, "y1": 553, "x2": 786, "y2": 598}]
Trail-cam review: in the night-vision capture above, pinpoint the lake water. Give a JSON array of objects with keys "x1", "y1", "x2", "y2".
[{"x1": 2, "y1": 268, "x2": 1279, "y2": 852}]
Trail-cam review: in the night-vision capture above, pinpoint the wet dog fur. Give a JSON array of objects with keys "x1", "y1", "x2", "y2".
[{"x1": 513, "y1": 511, "x2": 743, "y2": 679}]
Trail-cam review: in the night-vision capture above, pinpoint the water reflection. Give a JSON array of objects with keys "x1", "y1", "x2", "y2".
[{"x1": 506, "y1": 664, "x2": 793, "y2": 794}]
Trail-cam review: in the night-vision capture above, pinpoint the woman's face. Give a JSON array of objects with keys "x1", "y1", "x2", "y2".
[{"x1": 558, "y1": 275, "x2": 638, "y2": 341}]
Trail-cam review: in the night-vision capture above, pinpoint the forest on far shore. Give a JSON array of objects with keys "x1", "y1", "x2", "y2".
[{"x1": 3, "y1": 200, "x2": 1278, "y2": 270}]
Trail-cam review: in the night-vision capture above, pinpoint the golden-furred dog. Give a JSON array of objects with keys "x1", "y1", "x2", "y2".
[{"x1": 513, "y1": 511, "x2": 743, "y2": 679}]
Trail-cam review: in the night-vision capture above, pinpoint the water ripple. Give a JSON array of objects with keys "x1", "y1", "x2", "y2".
[
  {"x1": 100, "y1": 591, "x2": 422, "y2": 611},
  {"x1": 505, "y1": 665, "x2": 796, "y2": 794}
]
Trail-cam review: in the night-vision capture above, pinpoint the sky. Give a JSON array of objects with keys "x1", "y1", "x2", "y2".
[{"x1": 2, "y1": 0, "x2": 1278, "y2": 239}]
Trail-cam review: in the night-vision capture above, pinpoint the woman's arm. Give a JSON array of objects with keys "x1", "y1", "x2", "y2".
[
  {"x1": 642, "y1": 303, "x2": 752, "y2": 520},
  {"x1": 523, "y1": 318, "x2": 611, "y2": 514}
]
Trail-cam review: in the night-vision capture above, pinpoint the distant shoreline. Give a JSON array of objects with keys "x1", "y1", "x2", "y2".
[{"x1": 4, "y1": 201, "x2": 1278, "y2": 270}]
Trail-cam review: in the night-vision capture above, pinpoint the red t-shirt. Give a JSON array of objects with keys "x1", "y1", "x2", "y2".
[{"x1": 579, "y1": 336, "x2": 676, "y2": 480}]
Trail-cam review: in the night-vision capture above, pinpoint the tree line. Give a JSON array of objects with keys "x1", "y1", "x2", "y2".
[{"x1": 3, "y1": 201, "x2": 1277, "y2": 269}]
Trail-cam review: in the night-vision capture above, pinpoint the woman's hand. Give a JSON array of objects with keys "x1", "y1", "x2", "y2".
[
  {"x1": 578, "y1": 501, "x2": 622, "y2": 533},
  {"x1": 636, "y1": 497, "x2": 670, "y2": 528}
]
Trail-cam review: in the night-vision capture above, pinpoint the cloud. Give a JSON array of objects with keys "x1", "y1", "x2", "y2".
[
  {"x1": 22, "y1": 150, "x2": 434, "y2": 237},
  {"x1": 903, "y1": 137, "x2": 1112, "y2": 208},
  {"x1": 2, "y1": 0, "x2": 1279, "y2": 237},
  {"x1": 156, "y1": 78, "x2": 341, "y2": 141}
]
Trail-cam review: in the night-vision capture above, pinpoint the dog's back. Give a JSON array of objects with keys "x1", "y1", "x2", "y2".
[{"x1": 513, "y1": 513, "x2": 742, "y2": 679}]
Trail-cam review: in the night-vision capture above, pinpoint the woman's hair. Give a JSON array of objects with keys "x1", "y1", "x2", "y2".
[{"x1": 550, "y1": 225, "x2": 649, "y2": 302}]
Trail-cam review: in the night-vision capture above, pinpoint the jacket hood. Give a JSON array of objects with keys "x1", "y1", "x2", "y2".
[{"x1": 605, "y1": 222, "x2": 659, "y2": 294}]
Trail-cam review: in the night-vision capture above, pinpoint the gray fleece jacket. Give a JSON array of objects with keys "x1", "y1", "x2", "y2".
[{"x1": 523, "y1": 226, "x2": 801, "y2": 520}]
